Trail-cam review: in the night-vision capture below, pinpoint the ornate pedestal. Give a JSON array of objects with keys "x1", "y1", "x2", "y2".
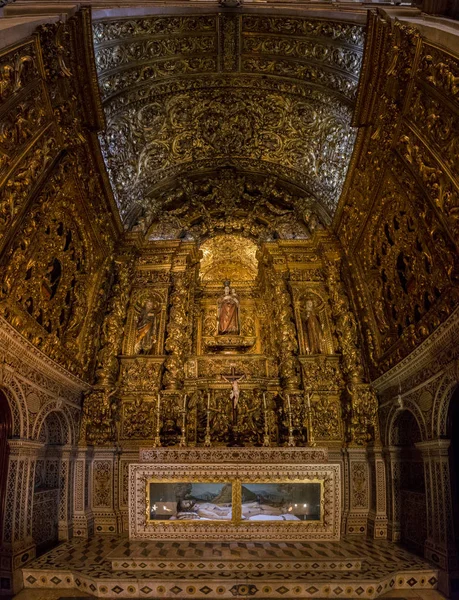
[{"x1": 129, "y1": 447, "x2": 341, "y2": 541}]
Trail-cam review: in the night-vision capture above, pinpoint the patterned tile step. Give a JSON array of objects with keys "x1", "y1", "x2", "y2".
[
  {"x1": 110, "y1": 558, "x2": 362, "y2": 572},
  {"x1": 108, "y1": 541, "x2": 362, "y2": 572},
  {"x1": 22, "y1": 569, "x2": 439, "y2": 599},
  {"x1": 21, "y1": 536, "x2": 439, "y2": 599}
]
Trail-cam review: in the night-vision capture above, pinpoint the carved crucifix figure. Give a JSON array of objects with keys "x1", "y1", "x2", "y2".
[{"x1": 221, "y1": 367, "x2": 245, "y2": 446}]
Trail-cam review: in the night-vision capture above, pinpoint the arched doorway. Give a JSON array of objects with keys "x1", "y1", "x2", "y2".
[
  {"x1": 0, "y1": 390, "x2": 12, "y2": 543},
  {"x1": 447, "y1": 386, "x2": 459, "y2": 557},
  {"x1": 391, "y1": 409, "x2": 426, "y2": 555},
  {"x1": 33, "y1": 410, "x2": 68, "y2": 555}
]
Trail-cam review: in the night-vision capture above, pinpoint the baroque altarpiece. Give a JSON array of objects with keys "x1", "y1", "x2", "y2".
[{"x1": 0, "y1": 1, "x2": 459, "y2": 597}]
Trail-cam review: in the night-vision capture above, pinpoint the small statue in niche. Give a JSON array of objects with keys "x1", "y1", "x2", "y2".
[
  {"x1": 217, "y1": 281, "x2": 240, "y2": 335},
  {"x1": 134, "y1": 299, "x2": 158, "y2": 354},
  {"x1": 302, "y1": 298, "x2": 325, "y2": 354}
]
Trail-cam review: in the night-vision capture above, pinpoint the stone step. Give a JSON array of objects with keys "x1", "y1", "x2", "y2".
[
  {"x1": 108, "y1": 540, "x2": 362, "y2": 572},
  {"x1": 22, "y1": 566, "x2": 439, "y2": 599}
]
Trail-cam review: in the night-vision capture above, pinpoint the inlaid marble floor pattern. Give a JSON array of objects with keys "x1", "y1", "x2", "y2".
[{"x1": 22, "y1": 536, "x2": 438, "y2": 599}]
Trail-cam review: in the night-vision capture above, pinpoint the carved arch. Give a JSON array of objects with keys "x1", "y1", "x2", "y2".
[
  {"x1": 433, "y1": 361, "x2": 459, "y2": 438},
  {"x1": 386, "y1": 401, "x2": 427, "y2": 446},
  {"x1": 33, "y1": 400, "x2": 74, "y2": 446},
  {"x1": 0, "y1": 374, "x2": 29, "y2": 438}
]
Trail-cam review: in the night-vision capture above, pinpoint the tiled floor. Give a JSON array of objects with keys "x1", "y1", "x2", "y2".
[
  {"x1": 20, "y1": 535, "x2": 439, "y2": 599},
  {"x1": 11, "y1": 591, "x2": 448, "y2": 600}
]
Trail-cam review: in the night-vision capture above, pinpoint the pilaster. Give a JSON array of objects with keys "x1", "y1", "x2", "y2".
[
  {"x1": 91, "y1": 447, "x2": 119, "y2": 534},
  {"x1": 0, "y1": 440, "x2": 43, "y2": 594},
  {"x1": 384, "y1": 446, "x2": 403, "y2": 542},
  {"x1": 343, "y1": 447, "x2": 370, "y2": 535},
  {"x1": 73, "y1": 446, "x2": 95, "y2": 538},
  {"x1": 367, "y1": 444, "x2": 388, "y2": 538},
  {"x1": 416, "y1": 439, "x2": 458, "y2": 592}
]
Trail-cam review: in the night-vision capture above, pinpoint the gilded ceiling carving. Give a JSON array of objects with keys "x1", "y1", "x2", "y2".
[
  {"x1": 93, "y1": 12, "x2": 364, "y2": 230},
  {"x1": 142, "y1": 169, "x2": 323, "y2": 242},
  {"x1": 334, "y1": 12, "x2": 459, "y2": 375}
]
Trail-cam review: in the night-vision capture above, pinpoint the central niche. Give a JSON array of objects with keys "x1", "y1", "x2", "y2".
[
  {"x1": 198, "y1": 235, "x2": 259, "y2": 355},
  {"x1": 199, "y1": 234, "x2": 258, "y2": 283}
]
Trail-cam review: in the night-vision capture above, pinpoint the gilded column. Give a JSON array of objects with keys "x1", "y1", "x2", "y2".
[
  {"x1": 325, "y1": 258, "x2": 381, "y2": 534},
  {"x1": 163, "y1": 272, "x2": 189, "y2": 390},
  {"x1": 269, "y1": 269, "x2": 300, "y2": 391},
  {"x1": 163, "y1": 250, "x2": 198, "y2": 390},
  {"x1": 80, "y1": 251, "x2": 135, "y2": 446}
]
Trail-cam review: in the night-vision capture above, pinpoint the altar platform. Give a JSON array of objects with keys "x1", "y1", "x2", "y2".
[{"x1": 21, "y1": 535, "x2": 438, "y2": 599}]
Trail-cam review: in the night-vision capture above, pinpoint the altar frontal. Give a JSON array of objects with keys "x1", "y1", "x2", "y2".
[{"x1": 129, "y1": 449, "x2": 340, "y2": 541}]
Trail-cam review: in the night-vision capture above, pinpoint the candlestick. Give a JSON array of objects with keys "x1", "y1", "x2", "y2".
[
  {"x1": 204, "y1": 390, "x2": 211, "y2": 446},
  {"x1": 262, "y1": 391, "x2": 270, "y2": 447},
  {"x1": 179, "y1": 394, "x2": 187, "y2": 447},
  {"x1": 287, "y1": 393, "x2": 295, "y2": 447},
  {"x1": 153, "y1": 392, "x2": 161, "y2": 447},
  {"x1": 305, "y1": 392, "x2": 315, "y2": 447}
]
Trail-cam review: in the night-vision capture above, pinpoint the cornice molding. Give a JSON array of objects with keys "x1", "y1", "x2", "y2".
[
  {"x1": 372, "y1": 307, "x2": 459, "y2": 395},
  {"x1": 0, "y1": 316, "x2": 91, "y2": 394}
]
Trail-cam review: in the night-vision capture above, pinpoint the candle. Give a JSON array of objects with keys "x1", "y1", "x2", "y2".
[
  {"x1": 183, "y1": 394, "x2": 187, "y2": 411},
  {"x1": 157, "y1": 392, "x2": 161, "y2": 415},
  {"x1": 263, "y1": 392, "x2": 267, "y2": 412},
  {"x1": 207, "y1": 391, "x2": 211, "y2": 411},
  {"x1": 306, "y1": 393, "x2": 311, "y2": 410}
]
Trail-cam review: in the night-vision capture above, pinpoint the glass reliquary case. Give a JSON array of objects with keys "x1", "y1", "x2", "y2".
[{"x1": 146, "y1": 480, "x2": 323, "y2": 524}]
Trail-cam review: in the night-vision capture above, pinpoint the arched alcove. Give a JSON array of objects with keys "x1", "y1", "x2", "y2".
[
  {"x1": 0, "y1": 390, "x2": 12, "y2": 544},
  {"x1": 390, "y1": 410, "x2": 426, "y2": 556},
  {"x1": 33, "y1": 410, "x2": 70, "y2": 555},
  {"x1": 447, "y1": 386, "x2": 459, "y2": 559}
]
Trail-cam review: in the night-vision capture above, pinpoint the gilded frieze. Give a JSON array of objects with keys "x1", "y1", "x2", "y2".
[
  {"x1": 241, "y1": 57, "x2": 358, "y2": 101},
  {"x1": 0, "y1": 40, "x2": 39, "y2": 105},
  {"x1": 241, "y1": 16, "x2": 364, "y2": 45},
  {"x1": 242, "y1": 36, "x2": 362, "y2": 75},
  {"x1": 0, "y1": 129, "x2": 58, "y2": 245},
  {"x1": 95, "y1": 35, "x2": 216, "y2": 75},
  {"x1": 93, "y1": 16, "x2": 217, "y2": 45},
  {"x1": 0, "y1": 87, "x2": 47, "y2": 176}
]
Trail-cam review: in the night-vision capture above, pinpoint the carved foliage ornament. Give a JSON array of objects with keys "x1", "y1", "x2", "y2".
[
  {"x1": 142, "y1": 170, "x2": 323, "y2": 243},
  {"x1": 93, "y1": 13, "x2": 363, "y2": 228}
]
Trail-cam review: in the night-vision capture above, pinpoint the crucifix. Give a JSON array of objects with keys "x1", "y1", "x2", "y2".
[{"x1": 221, "y1": 366, "x2": 245, "y2": 447}]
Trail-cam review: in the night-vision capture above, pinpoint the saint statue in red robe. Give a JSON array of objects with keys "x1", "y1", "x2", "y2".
[{"x1": 217, "y1": 282, "x2": 240, "y2": 335}]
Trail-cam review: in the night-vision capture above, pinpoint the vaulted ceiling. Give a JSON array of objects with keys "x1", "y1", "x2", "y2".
[{"x1": 93, "y1": 10, "x2": 364, "y2": 237}]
